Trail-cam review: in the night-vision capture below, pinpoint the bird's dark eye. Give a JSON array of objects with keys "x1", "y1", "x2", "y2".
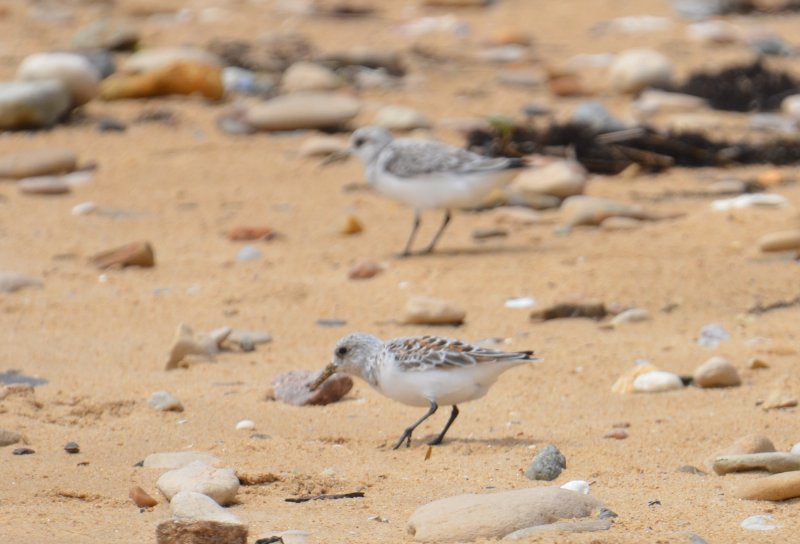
[
  {"x1": 336, "y1": 346, "x2": 348, "y2": 357},
  {"x1": 353, "y1": 137, "x2": 365, "y2": 148}
]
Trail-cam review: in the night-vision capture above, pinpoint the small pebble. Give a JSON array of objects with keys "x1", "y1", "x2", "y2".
[
  {"x1": 741, "y1": 514, "x2": 781, "y2": 531},
  {"x1": 504, "y1": 297, "x2": 536, "y2": 309},
  {"x1": 129, "y1": 485, "x2": 158, "y2": 508},
  {"x1": 404, "y1": 296, "x2": 466, "y2": 326},
  {"x1": 148, "y1": 391, "x2": 184, "y2": 412},
  {"x1": 348, "y1": 261, "x2": 383, "y2": 280},
  {"x1": 71, "y1": 201, "x2": 97, "y2": 216},
  {"x1": 236, "y1": 245, "x2": 263, "y2": 262},
  {"x1": 97, "y1": 118, "x2": 127, "y2": 132},
  {"x1": 0, "y1": 429, "x2": 22, "y2": 447},
  {"x1": 604, "y1": 428, "x2": 628, "y2": 439},
  {"x1": 633, "y1": 370, "x2": 684, "y2": 393},
  {"x1": 697, "y1": 323, "x2": 729, "y2": 348},
  {"x1": 693, "y1": 356, "x2": 741, "y2": 388},
  {"x1": 748, "y1": 357, "x2": 769, "y2": 370},
  {"x1": 13, "y1": 447, "x2": 35, "y2": 455},
  {"x1": 526, "y1": 444, "x2": 566, "y2": 481},
  {"x1": 340, "y1": 215, "x2": 364, "y2": 235},
  {"x1": 64, "y1": 441, "x2": 80, "y2": 454},
  {"x1": 236, "y1": 419, "x2": 255, "y2": 431},
  {"x1": 560, "y1": 480, "x2": 590, "y2": 494}
]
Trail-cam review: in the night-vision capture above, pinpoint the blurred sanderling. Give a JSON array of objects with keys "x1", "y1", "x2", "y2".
[
  {"x1": 347, "y1": 126, "x2": 526, "y2": 257},
  {"x1": 310, "y1": 332, "x2": 539, "y2": 449}
]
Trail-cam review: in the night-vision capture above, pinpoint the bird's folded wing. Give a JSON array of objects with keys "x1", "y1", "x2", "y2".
[
  {"x1": 383, "y1": 140, "x2": 513, "y2": 178},
  {"x1": 389, "y1": 336, "x2": 528, "y2": 371}
]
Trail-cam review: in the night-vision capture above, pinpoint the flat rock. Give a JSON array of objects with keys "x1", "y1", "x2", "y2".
[
  {"x1": 560, "y1": 196, "x2": 653, "y2": 227},
  {"x1": 149, "y1": 391, "x2": 184, "y2": 412},
  {"x1": 17, "y1": 52, "x2": 101, "y2": 106},
  {"x1": 18, "y1": 176, "x2": 71, "y2": 195},
  {"x1": 716, "y1": 434, "x2": 776, "y2": 458},
  {"x1": 735, "y1": 470, "x2": 800, "y2": 501},
  {"x1": 373, "y1": 105, "x2": 431, "y2": 131},
  {"x1": 634, "y1": 89, "x2": 708, "y2": 115},
  {"x1": 608, "y1": 48, "x2": 673, "y2": 94},
  {"x1": 511, "y1": 160, "x2": 588, "y2": 199},
  {"x1": 72, "y1": 19, "x2": 140, "y2": 51},
  {"x1": 281, "y1": 61, "x2": 342, "y2": 93},
  {"x1": 526, "y1": 444, "x2": 566, "y2": 481},
  {"x1": 762, "y1": 389, "x2": 798, "y2": 410},
  {"x1": 298, "y1": 135, "x2": 348, "y2": 157},
  {"x1": 156, "y1": 520, "x2": 247, "y2": 544},
  {"x1": 0, "y1": 149, "x2": 77, "y2": 179},
  {"x1": 245, "y1": 92, "x2": 361, "y2": 131},
  {"x1": 404, "y1": 296, "x2": 466, "y2": 325},
  {"x1": 633, "y1": 370, "x2": 684, "y2": 393},
  {"x1": 157, "y1": 461, "x2": 239, "y2": 505},
  {"x1": 143, "y1": 452, "x2": 220, "y2": 470},
  {"x1": 503, "y1": 519, "x2": 612, "y2": 539},
  {"x1": 600, "y1": 216, "x2": 643, "y2": 230},
  {"x1": 610, "y1": 308, "x2": 650, "y2": 326},
  {"x1": 0, "y1": 429, "x2": 22, "y2": 447},
  {"x1": 122, "y1": 47, "x2": 222, "y2": 73},
  {"x1": 101, "y1": 62, "x2": 224, "y2": 101},
  {"x1": 714, "y1": 453, "x2": 800, "y2": 475},
  {"x1": 693, "y1": 356, "x2": 741, "y2": 388},
  {"x1": 170, "y1": 491, "x2": 242, "y2": 523},
  {"x1": 318, "y1": 48, "x2": 405, "y2": 77},
  {"x1": 0, "y1": 80, "x2": 72, "y2": 130},
  {"x1": 90, "y1": 241, "x2": 155, "y2": 269},
  {"x1": 407, "y1": 487, "x2": 604, "y2": 543},
  {"x1": 0, "y1": 272, "x2": 43, "y2": 294},
  {"x1": 272, "y1": 370, "x2": 353, "y2": 406},
  {"x1": 130, "y1": 485, "x2": 158, "y2": 507},
  {"x1": 758, "y1": 230, "x2": 800, "y2": 253}
]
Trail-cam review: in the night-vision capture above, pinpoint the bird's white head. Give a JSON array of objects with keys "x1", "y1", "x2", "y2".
[
  {"x1": 308, "y1": 332, "x2": 384, "y2": 390},
  {"x1": 349, "y1": 126, "x2": 394, "y2": 166}
]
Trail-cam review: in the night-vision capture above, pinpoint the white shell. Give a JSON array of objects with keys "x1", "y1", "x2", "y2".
[{"x1": 560, "y1": 480, "x2": 590, "y2": 495}]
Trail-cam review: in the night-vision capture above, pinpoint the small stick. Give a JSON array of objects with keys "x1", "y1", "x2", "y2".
[{"x1": 285, "y1": 491, "x2": 364, "y2": 503}]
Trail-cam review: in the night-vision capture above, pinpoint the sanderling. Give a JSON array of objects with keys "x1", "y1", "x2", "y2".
[
  {"x1": 310, "y1": 332, "x2": 539, "y2": 449},
  {"x1": 348, "y1": 127, "x2": 526, "y2": 257}
]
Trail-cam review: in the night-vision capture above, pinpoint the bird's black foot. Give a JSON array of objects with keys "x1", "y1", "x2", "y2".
[{"x1": 393, "y1": 430, "x2": 413, "y2": 450}]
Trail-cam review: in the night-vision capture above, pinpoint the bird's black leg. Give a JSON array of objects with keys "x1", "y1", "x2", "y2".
[
  {"x1": 420, "y1": 210, "x2": 451, "y2": 255},
  {"x1": 429, "y1": 405, "x2": 459, "y2": 446},
  {"x1": 393, "y1": 401, "x2": 438, "y2": 449},
  {"x1": 399, "y1": 210, "x2": 421, "y2": 258}
]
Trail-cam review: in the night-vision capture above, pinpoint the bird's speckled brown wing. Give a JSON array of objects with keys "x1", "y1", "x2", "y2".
[{"x1": 386, "y1": 336, "x2": 536, "y2": 372}]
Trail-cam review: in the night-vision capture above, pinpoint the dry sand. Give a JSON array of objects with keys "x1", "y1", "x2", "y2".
[{"x1": 1, "y1": 0, "x2": 800, "y2": 542}]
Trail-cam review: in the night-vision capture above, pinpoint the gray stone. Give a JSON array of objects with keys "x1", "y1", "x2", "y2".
[
  {"x1": 17, "y1": 52, "x2": 101, "y2": 107},
  {"x1": 0, "y1": 80, "x2": 71, "y2": 130},
  {"x1": 634, "y1": 89, "x2": 708, "y2": 115},
  {"x1": 149, "y1": 391, "x2": 184, "y2": 412},
  {"x1": 156, "y1": 461, "x2": 239, "y2": 505},
  {"x1": 170, "y1": 491, "x2": 242, "y2": 523},
  {"x1": 142, "y1": 451, "x2": 219, "y2": 469},
  {"x1": 526, "y1": 444, "x2": 567, "y2": 481},
  {"x1": 571, "y1": 101, "x2": 625, "y2": 132},
  {"x1": 407, "y1": 487, "x2": 604, "y2": 543},
  {"x1": 236, "y1": 245, "x2": 262, "y2": 262},
  {"x1": 245, "y1": 92, "x2": 360, "y2": 131},
  {"x1": 0, "y1": 149, "x2": 77, "y2": 179},
  {"x1": 72, "y1": 19, "x2": 140, "y2": 51}
]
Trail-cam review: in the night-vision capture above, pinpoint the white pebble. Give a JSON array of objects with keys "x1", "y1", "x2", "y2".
[
  {"x1": 711, "y1": 193, "x2": 789, "y2": 211},
  {"x1": 235, "y1": 419, "x2": 255, "y2": 430},
  {"x1": 741, "y1": 514, "x2": 782, "y2": 531},
  {"x1": 71, "y1": 201, "x2": 97, "y2": 215},
  {"x1": 504, "y1": 297, "x2": 536, "y2": 309},
  {"x1": 560, "y1": 480, "x2": 590, "y2": 494},
  {"x1": 633, "y1": 370, "x2": 684, "y2": 393},
  {"x1": 790, "y1": 443, "x2": 800, "y2": 455}
]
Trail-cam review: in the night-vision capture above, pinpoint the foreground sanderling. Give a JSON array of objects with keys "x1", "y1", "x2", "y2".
[
  {"x1": 310, "y1": 332, "x2": 539, "y2": 449},
  {"x1": 348, "y1": 127, "x2": 526, "y2": 257}
]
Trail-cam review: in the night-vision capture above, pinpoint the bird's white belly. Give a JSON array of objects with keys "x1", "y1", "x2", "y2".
[
  {"x1": 375, "y1": 364, "x2": 510, "y2": 407},
  {"x1": 372, "y1": 170, "x2": 518, "y2": 210}
]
